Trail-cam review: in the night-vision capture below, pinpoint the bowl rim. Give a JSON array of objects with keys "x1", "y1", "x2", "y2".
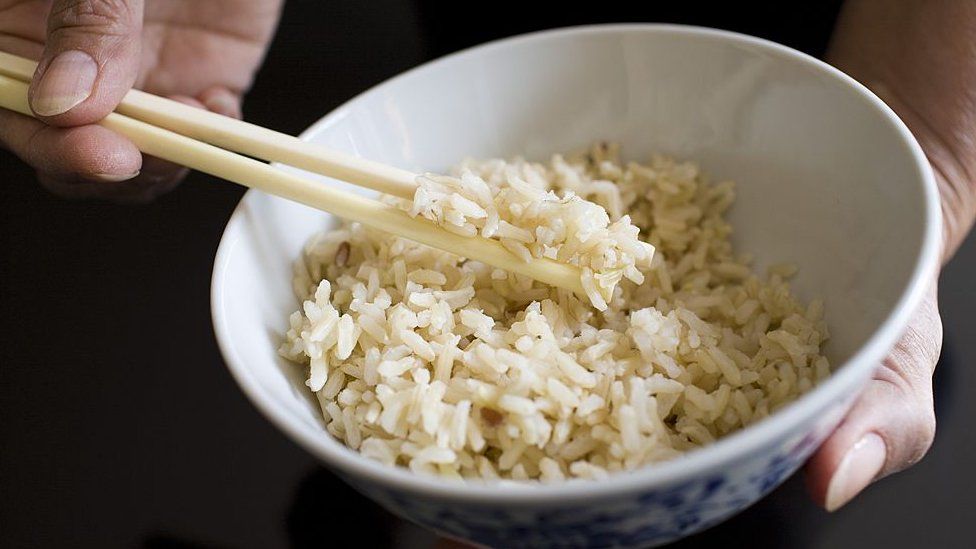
[{"x1": 211, "y1": 23, "x2": 941, "y2": 502}]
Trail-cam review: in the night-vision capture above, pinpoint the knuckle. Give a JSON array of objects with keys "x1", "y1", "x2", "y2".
[
  {"x1": 51, "y1": 0, "x2": 135, "y2": 37},
  {"x1": 885, "y1": 396, "x2": 936, "y2": 472},
  {"x1": 870, "y1": 377, "x2": 936, "y2": 474},
  {"x1": 882, "y1": 316, "x2": 943, "y2": 389},
  {"x1": 905, "y1": 407, "x2": 936, "y2": 467}
]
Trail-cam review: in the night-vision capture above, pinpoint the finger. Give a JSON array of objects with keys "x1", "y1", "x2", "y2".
[
  {"x1": 199, "y1": 86, "x2": 243, "y2": 119},
  {"x1": 35, "y1": 94, "x2": 204, "y2": 201},
  {"x1": 35, "y1": 163, "x2": 179, "y2": 203},
  {"x1": 74, "y1": 92, "x2": 237, "y2": 200},
  {"x1": 165, "y1": 94, "x2": 205, "y2": 112},
  {"x1": 2, "y1": 89, "x2": 236, "y2": 200},
  {"x1": 121, "y1": 91, "x2": 243, "y2": 197},
  {"x1": 805, "y1": 378, "x2": 934, "y2": 512},
  {"x1": 0, "y1": 107, "x2": 141, "y2": 181},
  {"x1": 806, "y1": 284, "x2": 941, "y2": 511},
  {"x1": 120, "y1": 94, "x2": 205, "y2": 196},
  {"x1": 29, "y1": 0, "x2": 144, "y2": 123}
]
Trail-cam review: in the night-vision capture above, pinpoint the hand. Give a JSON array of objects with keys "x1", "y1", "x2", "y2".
[
  {"x1": 807, "y1": 0, "x2": 976, "y2": 511},
  {"x1": 805, "y1": 281, "x2": 941, "y2": 511},
  {"x1": 0, "y1": 0, "x2": 282, "y2": 201}
]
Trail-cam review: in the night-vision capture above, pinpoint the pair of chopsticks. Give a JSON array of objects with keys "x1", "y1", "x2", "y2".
[{"x1": 0, "y1": 51, "x2": 584, "y2": 296}]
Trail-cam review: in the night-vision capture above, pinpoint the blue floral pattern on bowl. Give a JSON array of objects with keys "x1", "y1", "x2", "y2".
[{"x1": 351, "y1": 426, "x2": 829, "y2": 549}]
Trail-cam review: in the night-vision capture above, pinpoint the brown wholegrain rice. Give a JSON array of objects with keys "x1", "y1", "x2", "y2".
[{"x1": 279, "y1": 143, "x2": 830, "y2": 481}]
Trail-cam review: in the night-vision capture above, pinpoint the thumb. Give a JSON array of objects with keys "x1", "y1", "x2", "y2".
[
  {"x1": 29, "y1": 0, "x2": 144, "y2": 123},
  {"x1": 805, "y1": 283, "x2": 941, "y2": 511}
]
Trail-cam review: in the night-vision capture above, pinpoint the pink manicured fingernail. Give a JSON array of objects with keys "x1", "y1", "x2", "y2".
[
  {"x1": 825, "y1": 433, "x2": 887, "y2": 512},
  {"x1": 31, "y1": 50, "x2": 98, "y2": 116}
]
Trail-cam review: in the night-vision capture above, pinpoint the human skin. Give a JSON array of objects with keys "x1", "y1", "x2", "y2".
[
  {"x1": 805, "y1": 0, "x2": 976, "y2": 512},
  {"x1": 0, "y1": 0, "x2": 283, "y2": 201},
  {"x1": 436, "y1": 4, "x2": 973, "y2": 544},
  {"x1": 1, "y1": 0, "x2": 972, "y2": 534}
]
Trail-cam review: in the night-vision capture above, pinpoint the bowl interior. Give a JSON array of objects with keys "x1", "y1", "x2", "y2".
[{"x1": 212, "y1": 26, "x2": 933, "y2": 481}]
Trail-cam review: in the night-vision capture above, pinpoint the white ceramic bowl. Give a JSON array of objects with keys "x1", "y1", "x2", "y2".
[{"x1": 212, "y1": 25, "x2": 940, "y2": 548}]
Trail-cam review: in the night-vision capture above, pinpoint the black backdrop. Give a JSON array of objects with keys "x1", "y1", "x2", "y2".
[{"x1": 2, "y1": 1, "x2": 975, "y2": 548}]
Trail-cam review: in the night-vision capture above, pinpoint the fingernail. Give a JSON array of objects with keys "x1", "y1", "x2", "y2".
[
  {"x1": 204, "y1": 94, "x2": 240, "y2": 118},
  {"x1": 825, "y1": 433, "x2": 887, "y2": 512},
  {"x1": 92, "y1": 171, "x2": 140, "y2": 183},
  {"x1": 31, "y1": 50, "x2": 98, "y2": 116}
]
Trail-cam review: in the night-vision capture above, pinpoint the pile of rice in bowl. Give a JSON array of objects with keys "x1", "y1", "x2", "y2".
[{"x1": 279, "y1": 143, "x2": 830, "y2": 481}]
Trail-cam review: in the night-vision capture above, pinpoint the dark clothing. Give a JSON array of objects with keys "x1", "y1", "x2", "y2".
[{"x1": 414, "y1": 1, "x2": 846, "y2": 58}]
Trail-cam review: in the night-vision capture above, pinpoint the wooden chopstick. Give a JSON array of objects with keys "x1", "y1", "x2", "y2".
[
  {"x1": 0, "y1": 72, "x2": 585, "y2": 295},
  {"x1": 0, "y1": 51, "x2": 417, "y2": 199}
]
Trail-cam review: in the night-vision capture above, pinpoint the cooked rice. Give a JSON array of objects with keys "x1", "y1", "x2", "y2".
[
  {"x1": 411, "y1": 152, "x2": 655, "y2": 309},
  {"x1": 279, "y1": 143, "x2": 830, "y2": 481}
]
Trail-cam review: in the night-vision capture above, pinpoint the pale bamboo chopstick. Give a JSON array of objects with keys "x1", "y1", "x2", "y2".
[
  {"x1": 0, "y1": 51, "x2": 417, "y2": 199},
  {"x1": 0, "y1": 73, "x2": 586, "y2": 295}
]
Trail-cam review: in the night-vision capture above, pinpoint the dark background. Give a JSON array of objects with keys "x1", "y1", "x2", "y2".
[{"x1": 2, "y1": 1, "x2": 974, "y2": 547}]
